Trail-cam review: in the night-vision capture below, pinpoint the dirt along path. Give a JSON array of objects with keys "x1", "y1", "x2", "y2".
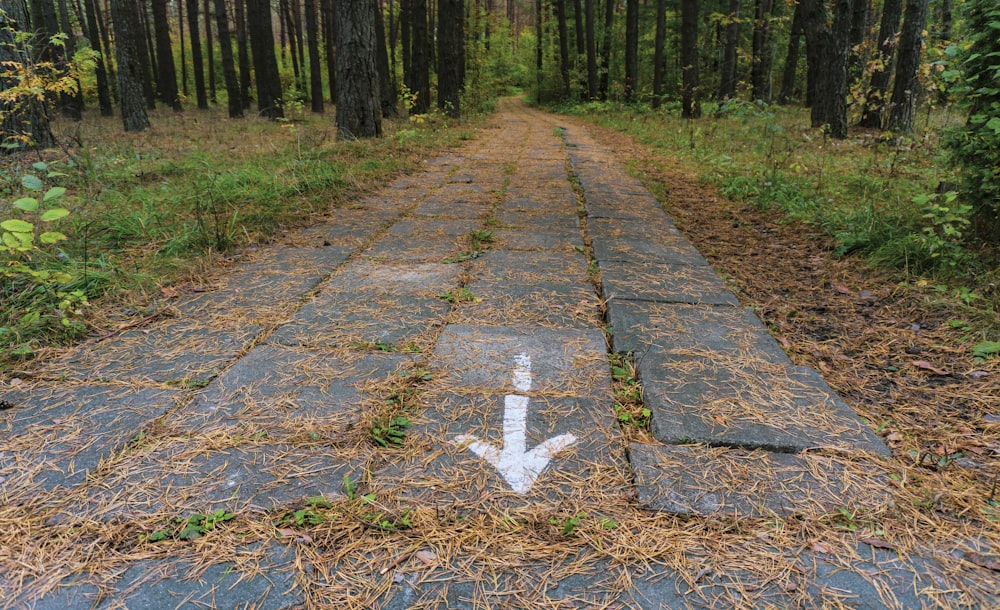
[{"x1": 1, "y1": 99, "x2": 994, "y2": 608}]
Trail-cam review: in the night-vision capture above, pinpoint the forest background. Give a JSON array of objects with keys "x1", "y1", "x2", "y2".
[{"x1": 0, "y1": 0, "x2": 998, "y2": 367}]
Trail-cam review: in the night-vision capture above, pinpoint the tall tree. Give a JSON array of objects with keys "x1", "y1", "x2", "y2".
[
  {"x1": 887, "y1": 0, "x2": 929, "y2": 133},
  {"x1": 584, "y1": 0, "x2": 597, "y2": 99},
  {"x1": 751, "y1": 0, "x2": 774, "y2": 103},
  {"x1": 1, "y1": 0, "x2": 55, "y2": 151},
  {"x1": 680, "y1": 0, "x2": 700, "y2": 118},
  {"x1": 152, "y1": 0, "x2": 182, "y2": 110},
  {"x1": 203, "y1": 0, "x2": 216, "y2": 102},
  {"x1": 858, "y1": 0, "x2": 902, "y2": 127},
  {"x1": 322, "y1": 0, "x2": 336, "y2": 103},
  {"x1": 178, "y1": 0, "x2": 187, "y2": 95},
  {"x1": 214, "y1": 0, "x2": 242, "y2": 117},
  {"x1": 304, "y1": 0, "x2": 323, "y2": 112},
  {"x1": 598, "y1": 0, "x2": 612, "y2": 99},
  {"x1": 55, "y1": 0, "x2": 83, "y2": 118},
  {"x1": 409, "y1": 0, "x2": 430, "y2": 113},
  {"x1": 136, "y1": 0, "x2": 156, "y2": 107},
  {"x1": 717, "y1": 0, "x2": 739, "y2": 101},
  {"x1": 624, "y1": 0, "x2": 638, "y2": 102},
  {"x1": 376, "y1": 0, "x2": 397, "y2": 116},
  {"x1": 335, "y1": 0, "x2": 381, "y2": 138},
  {"x1": 807, "y1": 0, "x2": 853, "y2": 138},
  {"x1": 437, "y1": 0, "x2": 463, "y2": 115},
  {"x1": 777, "y1": 0, "x2": 805, "y2": 104},
  {"x1": 246, "y1": 0, "x2": 283, "y2": 118},
  {"x1": 557, "y1": 0, "x2": 571, "y2": 97},
  {"x1": 186, "y1": 0, "x2": 208, "y2": 108},
  {"x1": 652, "y1": 0, "x2": 667, "y2": 107},
  {"x1": 109, "y1": 0, "x2": 150, "y2": 131},
  {"x1": 234, "y1": 0, "x2": 252, "y2": 108},
  {"x1": 847, "y1": 0, "x2": 868, "y2": 83},
  {"x1": 83, "y1": 0, "x2": 113, "y2": 114}
]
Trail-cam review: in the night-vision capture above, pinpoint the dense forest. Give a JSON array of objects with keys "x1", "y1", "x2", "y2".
[{"x1": 1, "y1": 0, "x2": 998, "y2": 358}]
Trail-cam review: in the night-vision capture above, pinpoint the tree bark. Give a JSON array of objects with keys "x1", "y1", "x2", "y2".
[
  {"x1": 857, "y1": 0, "x2": 902, "y2": 128},
  {"x1": 847, "y1": 0, "x2": 868, "y2": 83},
  {"x1": 1, "y1": 0, "x2": 55, "y2": 150},
  {"x1": 56, "y1": 0, "x2": 83, "y2": 118},
  {"x1": 178, "y1": 0, "x2": 187, "y2": 95},
  {"x1": 751, "y1": 0, "x2": 773, "y2": 103},
  {"x1": 305, "y1": 0, "x2": 323, "y2": 112},
  {"x1": 887, "y1": 0, "x2": 929, "y2": 133},
  {"x1": 186, "y1": 0, "x2": 208, "y2": 108},
  {"x1": 234, "y1": 0, "x2": 252, "y2": 108},
  {"x1": 681, "y1": 0, "x2": 700, "y2": 118},
  {"x1": 322, "y1": 0, "x2": 336, "y2": 103},
  {"x1": 109, "y1": 0, "x2": 150, "y2": 131},
  {"x1": 335, "y1": 0, "x2": 381, "y2": 138},
  {"x1": 410, "y1": 0, "x2": 430, "y2": 112},
  {"x1": 376, "y1": 0, "x2": 397, "y2": 116},
  {"x1": 584, "y1": 0, "x2": 597, "y2": 99},
  {"x1": 777, "y1": 0, "x2": 804, "y2": 104},
  {"x1": 214, "y1": 0, "x2": 242, "y2": 117},
  {"x1": 437, "y1": 0, "x2": 463, "y2": 115},
  {"x1": 204, "y1": 0, "x2": 216, "y2": 102},
  {"x1": 652, "y1": 0, "x2": 667, "y2": 107},
  {"x1": 717, "y1": 0, "x2": 739, "y2": 101},
  {"x1": 83, "y1": 0, "x2": 113, "y2": 114},
  {"x1": 557, "y1": 0, "x2": 571, "y2": 97},
  {"x1": 807, "y1": 0, "x2": 852, "y2": 138},
  {"x1": 598, "y1": 0, "x2": 612, "y2": 99},
  {"x1": 152, "y1": 0, "x2": 181, "y2": 110},
  {"x1": 137, "y1": 0, "x2": 156, "y2": 108},
  {"x1": 247, "y1": 0, "x2": 284, "y2": 118},
  {"x1": 624, "y1": 0, "x2": 638, "y2": 102}
]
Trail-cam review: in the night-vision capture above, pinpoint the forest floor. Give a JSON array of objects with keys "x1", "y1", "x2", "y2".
[{"x1": 1, "y1": 98, "x2": 998, "y2": 608}]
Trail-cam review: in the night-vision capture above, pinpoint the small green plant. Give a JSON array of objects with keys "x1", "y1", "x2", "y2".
[
  {"x1": 442, "y1": 251, "x2": 485, "y2": 263},
  {"x1": 610, "y1": 354, "x2": 650, "y2": 429},
  {"x1": 438, "y1": 287, "x2": 481, "y2": 303},
  {"x1": 343, "y1": 474, "x2": 376, "y2": 504},
  {"x1": 832, "y1": 507, "x2": 859, "y2": 532},
  {"x1": 278, "y1": 497, "x2": 334, "y2": 527},
  {"x1": 551, "y1": 512, "x2": 587, "y2": 536},
  {"x1": 144, "y1": 509, "x2": 236, "y2": 542},
  {"x1": 469, "y1": 229, "x2": 494, "y2": 249},
  {"x1": 914, "y1": 191, "x2": 974, "y2": 271},
  {"x1": 361, "y1": 507, "x2": 414, "y2": 531},
  {"x1": 370, "y1": 414, "x2": 412, "y2": 447},
  {"x1": 972, "y1": 341, "x2": 1000, "y2": 362}
]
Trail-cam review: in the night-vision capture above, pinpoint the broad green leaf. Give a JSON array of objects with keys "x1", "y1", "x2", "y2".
[
  {"x1": 13, "y1": 197, "x2": 38, "y2": 211},
  {"x1": 40, "y1": 231, "x2": 67, "y2": 244},
  {"x1": 2, "y1": 232, "x2": 21, "y2": 249},
  {"x1": 1, "y1": 219, "x2": 33, "y2": 232},
  {"x1": 43, "y1": 186, "x2": 66, "y2": 202},
  {"x1": 21, "y1": 174, "x2": 43, "y2": 191},
  {"x1": 31, "y1": 161, "x2": 48, "y2": 172},
  {"x1": 40, "y1": 208, "x2": 69, "y2": 222}
]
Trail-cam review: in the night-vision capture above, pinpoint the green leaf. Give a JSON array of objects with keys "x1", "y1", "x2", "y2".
[
  {"x1": 43, "y1": 187, "x2": 66, "y2": 202},
  {"x1": 39, "y1": 231, "x2": 68, "y2": 244},
  {"x1": 40, "y1": 208, "x2": 69, "y2": 222},
  {"x1": 21, "y1": 175, "x2": 43, "y2": 191},
  {"x1": 31, "y1": 161, "x2": 48, "y2": 172},
  {"x1": 1, "y1": 219, "x2": 34, "y2": 232},
  {"x1": 13, "y1": 197, "x2": 38, "y2": 211},
  {"x1": 972, "y1": 341, "x2": 1000, "y2": 360}
]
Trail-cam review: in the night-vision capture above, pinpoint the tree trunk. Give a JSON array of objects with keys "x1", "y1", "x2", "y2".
[
  {"x1": 178, "y1": 0, "x2": 187, "y2": 95},
  {"x1": 584, "y1": 0, "x2": 597, "y2": 99},
  {"x1": 717, "y1": 0, "x2": 739, "y2": 101},
  {"x1": 557, "y1": 0, "x2": 571, "y2": 97},
  {"x1": 204, "y1": 0, "x2": 216, "y2": 102},
  {"x1": 56, "y1": 0, "x2": 84, "y2": 118},
  {"x1": 335, "y1": 0, "x2": 381, "y2": 138},
  {"x1": 400, "y1": 0, "x2": 410, "y2": 83},
  {"x1": 152, "y1": 0, "x2": 181, "y2": 110},
  {"x1": 652, "y1": 0, "x2": 666, "y2": 107},
  {"x1": 247, "y1": 0, "x2": 284, "y2": 118},
  {"x1": 857, "y1": 0, "x2": 901, "y2": 128},
  {"x1": 186, "y1": 0, "x2": 208, "y2": 108},
  {"x1": 234, "y1": 0, "x2": 252, "y2": 108},
  {"x1": 680, "y1": 0, "x2": 700, "y2": 118},
  {"x1": 938, "y1": 0, "x2": 951, "y2": 41},
  {"x1": 376, "y1": 0, "x2": 397, "y2": 116},
  {"x1": 437, "y1": 0, "x2": 463, "y2": 115},
  {"x1": 624, "y1": 0, "x2": 638, "y2": 102},
  {"x1": 96, "y1": 0, "x2": 117, "y2": 99},
  {"x1": 847, "y1": 0, "x2": 868, "y2": 83},
  {"x1": 109, "y1": 0, "x2": 151, "y2": 131},
  {"x1": 887, "y1": 0, "x2": 929, "y2": 133},
  {"x1": 214, "y1": 0, "x2": 242, "y2": 117},
  {"x1": 83, "y1": 0, "x2": 113, "y2": 114},
  {"x1": 777, "y1": 0, "x2": 804, "y2": 104},
  {"x1": 1, "y1": 0, "x2": 55, "y2": 151},
  {"x1": 807, "y1": 0, "x2": 852, "y2": 138},
  {"x1": 282, "y1": 0, "x2": 302, "y2": 90},
  {"x1": 137, "y1": 0, "x2": 156, "y2": 108},
  {"x1": 598, "y1": 0, "x2": 612, "y2": 99},
  {"x1": 751, "y1": 0, "x2": 773, "y2": 103},
  {"x1": 410, "y1": 0, "x2": 430, "y2": 113},
  {"x1": 305, "y1": 0, "x2": 323, "y2": 112},
  {"x1": 535, "y1": 0, "x2": 543, "y2": 101},
  {"x1": 322, "y1": 0, "x2": 336, "y2": 103}
]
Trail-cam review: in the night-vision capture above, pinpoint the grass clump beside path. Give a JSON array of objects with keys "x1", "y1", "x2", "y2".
[{"x1": 0, "y1": 108, "x2": 477, "y2": 366}]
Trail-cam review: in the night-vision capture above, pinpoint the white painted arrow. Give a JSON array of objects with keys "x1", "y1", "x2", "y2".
[{"x1": 454, "y1": 353, "x2": 577, "y2": 494}]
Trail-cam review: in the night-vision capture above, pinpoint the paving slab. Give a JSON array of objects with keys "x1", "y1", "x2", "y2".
[
  {"x1": 298, "y1": 213, "x2": 395, "y2": 248},
  {"x1": 490, "y1": 228, "x2": 584, "y2": 251},
  {"x1": 638, "y1": 353, "x2": 889, "y2": 455},
  {"x1": 412, "y1": 197, "x2": 493, "y2": 219},
  {"x1": 469, "y1": 249, "x2": 592, "y2": 285},
  {"x1": 362, "y1": 235, "x2": 470, "y2": 263},
  {"x1": 499, "y1": 194, "x2": 578, "y2": 214},
  {"x1": 606, "y1": 300, "x2": 791, "y2": 365},
  {"x1": 0, "y1": 384, "x2": 180, "y2": 499},
  {"x1": 387, "y1": 218, "x2": 483, "y2": 238},
  {"x1": 587, "y1": 215, "x2": 682, "y2": 240},
  {"x1": 630, "y1": 443, "x2": 891, "y2": 517},
  {"x1": 430, "y1": 325, "x2": 610, "y2": 397},
  {"x1": 592, "y1": 235, "x2": 711, "y2": 267},
  {"x1": 324, "y1": 260, "x2": 464, "y2": 297},
  {"x1": 600, "y1": 261, "x2": 739, "y2": 305},
  {"x1": 452, "y1": 279, "x2": 603, "y2": 329}
]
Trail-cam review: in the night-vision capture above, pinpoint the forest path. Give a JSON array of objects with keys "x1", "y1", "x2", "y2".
[{"x1": 3, "y1": 99, "x2": 987, "y2": 609}]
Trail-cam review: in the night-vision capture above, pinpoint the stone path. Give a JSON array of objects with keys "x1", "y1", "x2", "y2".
[{"x1": 2, "y1": 100, "x2": 994, "y2": 609}]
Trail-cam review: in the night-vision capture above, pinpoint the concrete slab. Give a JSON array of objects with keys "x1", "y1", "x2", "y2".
[
  {"x1": 600, "y1": 261, "x2": 739, "y2": 306},
  {"x1": 638, "y1": 354, "x2": 890, "y2": 455},
  {"x1": 430, "y1": 325, "x2": 609, "y2": 397},
  {"x1": 362, "y1": 236, "x2": 468, "y2": 263},
  {"x1": 631, "y1": 443, "x2": 891, "y2": 517},
  {"x1": 470, "y1": 249, "x2": 592, "y2": 285},
  {"x1": 387, "y1": 218, "x2": 482, "y2": 238},
  {"x1": 490, "y1": 228, "x2": 584, "y2": 251},
  {"x1": 496, "y1": 209, "x2": 580, "y2": 231},
  {"x1": 298, "y1": 215, "x2": 393, "y2": 249},
  {"x1": 174, "y1": 344, "x2": 413, "y2": 429},
  {"x1": 0, "y1": 385, "x2": 180, "y2": 498},
  {"x1": 588, "y1": 216, "x2": 682, "y2": 240},
  {"x1": 452, "y1": 279, "x2": 603, "y2": 329},
  {"x1": 412, "y1": 198, "x2": 492, "y2": 219},
  {"x1": 325, "y1": 261, "x2": 464, "y2": 297},
  {"x1": 605, "y1": 300, "x2": 790, "y2": 365},
  {"x1": 592, "y1": 235, "x2": 711, "y2": 267},
  {"x1": 500, "y1": 194, "x2": 578, "y2": 214},
  {"x1": 269, "y1": 292, "x2": 451, "y2": 350}
]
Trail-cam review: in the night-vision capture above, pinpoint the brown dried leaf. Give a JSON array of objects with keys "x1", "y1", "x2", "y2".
[
  {"x1": 811, "y1": 541, "x2": 831, "y2": 554},
  {"x1": 860, "y1": 537, "x2": 895, "y2": 550},
  {"x1": 911, "y1": 360, "x2": 948, "y2": 376},
  {"x1": 415, "y1": 550, "x2": 437, "y2": 565},
  {"x1": 963, "y1": 552, "x2": 1000, "y2": 572}
]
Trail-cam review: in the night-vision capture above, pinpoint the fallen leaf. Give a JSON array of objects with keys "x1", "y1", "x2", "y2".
[
  {"x1": 860, "y1": 537, "x2": 895, "y2": 550},
  {"x1": 834, "y1": 284, "x2": 852, "y2": 294},
  {"x1": 712, "y1": 415, "x2": 727, "y2": 425},
  {"x1": 970, "y1": 371, "x2": 989, "y2": 379},
  {"x1": 885, "y1": 432, "x2": 904, "y2": 443},
  {"x1": 9, "y1": 378, "x2": 23, "y2": 387},
  {"x1": 963, "y1": 552, "x2": 1000, "y2": 572},
  {"x1": 277, "y1": 528, "x2": 313, "y2": 544},
  {"x1": 777, "y1": 336, "x2": 792, "y2": 349},
  {"x1": 911, "y1": 361, "x2": 948, "y2": 375},
  {"x1": 811, "y1": 541, "x2": 831, "y2": 554}
]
